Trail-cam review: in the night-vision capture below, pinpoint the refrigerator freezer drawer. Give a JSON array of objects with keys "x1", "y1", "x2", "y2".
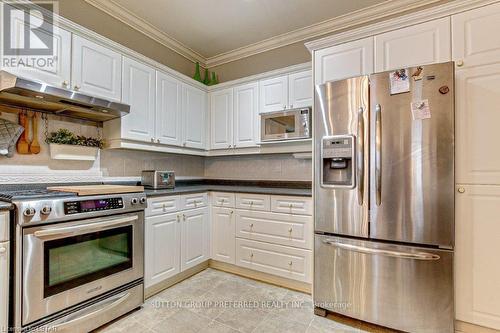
[{"x1": 314, "y1": 234, "x2": 453, "y2": 333}]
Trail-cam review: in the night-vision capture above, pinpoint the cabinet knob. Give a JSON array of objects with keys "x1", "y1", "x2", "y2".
[
  {"x1": 183, "y1": 214, "x2": 186, "y2": 221},
  {"x1": 228, "y1": 144, "x2": 231, "y2": 148},
  {"x1": 151, "y1": 138, "x2": 155, "y2": 142},
  {"x1": 288, "y1": 261, "x2": 293, "y2": 266},
  {"x1": 283, "y1": 105, "x2": 287, "y2": 109},
  {"x1": 183, "y1": 142, "x2": 187, "y2": 147},
  {"x1": 250, "y1": 253, "x2": 254, "y2": 258},
  {"x1": 250, "y1": 223, "x2": 254, "y2": 228},
  {"x1": 0, "y1": 247, "x2": 5, "y2": 254},
  {"x1": 289, "y1": 203, "x2": 293, "y2": 209},
  {"x1": 456, "y1": 60, "x2": 464, "y2": 67},
  {"x1": 457, "y1": 187, "x2": 466, "y2": 194},
  {"x1": 62, "y1": 80, "x2": 69, "y2": 87},
  {"x1": 176, "y1": 214, "x2": 180, "y2": 222},
  {"x1": 74, "y1": 85, "x2": 80, "y2": 91},
  {"x1": 288, "y1": 227, "x2": 293, "y2": 233},
  {"x1": 157, "y1": 139, "x2": 160, "y2": 143},
  {"x1": 249, "y1": 201, "x2": 254, "y2": 206}
]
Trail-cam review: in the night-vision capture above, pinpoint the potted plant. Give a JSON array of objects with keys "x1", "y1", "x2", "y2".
[{"x1": 46, "y1": 129, "x2": 104, "y2": 161}]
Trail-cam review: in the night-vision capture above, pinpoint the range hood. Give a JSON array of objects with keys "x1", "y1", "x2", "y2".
[{"x1": 0, "y1": 71, "x2": 130, "y2": 122}]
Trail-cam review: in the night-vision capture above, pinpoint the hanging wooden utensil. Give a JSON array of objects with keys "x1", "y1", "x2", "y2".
[
  {"x1": 16, "y1": 111, "x2": 30, "y2": 154},
  {"x1": 30, "y1": 112, "x2": 41, "y2": 154}
]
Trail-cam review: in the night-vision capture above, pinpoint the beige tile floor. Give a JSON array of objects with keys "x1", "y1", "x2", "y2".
[{"x1": 94, "y1": 268, "x2": 390, "y2": 333}]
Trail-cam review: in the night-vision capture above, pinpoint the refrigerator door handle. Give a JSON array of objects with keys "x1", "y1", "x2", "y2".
[
  {"x1": 357, "y1": 107, "x2": 365, "y2": 206},
  {"x1": 322, "y1": 239, "x2": 441, "y2": 261},
  {"x1": 375, "y1": 104, "x2": 382, "y2": 206}
]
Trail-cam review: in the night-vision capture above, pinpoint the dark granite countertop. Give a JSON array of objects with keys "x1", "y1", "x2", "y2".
[{"x1": 145, "y1": 184, "x2": 312, "y2": 197}]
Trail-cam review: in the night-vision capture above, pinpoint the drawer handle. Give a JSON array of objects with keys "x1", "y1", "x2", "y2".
[
  {"x1": 250, "y1": 201, "x2": 254, "y2": 207},
  {"x1": 230, "y1": 210, "x2": 234, "y2": 215},
  {"x1": 289, "y1": 203, "x2": 293, "y2": 209},
  {"x1": 162, "y1": 204, "x2": 167, "y2": 211},
  {"x1": 288, "y1": 227, "x2": 293, "y2": 233},
  {"x1": 250, "y1": 223, "x2": 254, "y2": 228},
  {"x1": 250, "y1": 253, "x2": 254, "y2": 258},
  {"x1": 288, "y1": 261, "x2": 293, "y2": 266},
  {"x1": 182, "y1": 214, "x2": 186, "y2": 221},
  {"x1": 176, "y1": 214, "x2": 180, "y2": 222}
]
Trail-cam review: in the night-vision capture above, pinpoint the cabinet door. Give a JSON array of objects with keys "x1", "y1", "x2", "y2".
[
  {"x1": 181, "y1": 207, "x2": 209, "y2": 271},
  {"x1": 183, "y1": 85, "x2": 207, "y2": 149},
  {"x1": 210, "y1": 88, "x2": 233, "y2": 150},
  {"x1": 259, "y1": 75, "x2": 288, "y2": 113},
  {"x1": 156, "y1": 71, "x2": 183, "y2": 146},
  {"x1": 71, "y1": 35, "x2": 122, "y2": 101},
  {"x1": 0, "y1": 241, "x2": 8, "y2": 332},
  {"x1": 121, "y1": 57, "x2": 156, "y2": 142},
  {"x1": 456, "y1": 185, "x2": 500, "y2": 330},
  {"x1": 452, "y1": 2, "x2": 500, "y2": 68},
  {"x1": 211, "y1": 207, "x2": 235, "y2": 264},
  {"x1": 4, "y1": 7, "x2": 71, "y2": 89},
  {"x1": 314, "y1": 37, "x2": 374, "y2": 84},
  {"x1": 455, "y1": 63, "x2": 500, "y2": 184},
  {"x1": 145, "y1": 213, "x2": 181, "y2": 288},
  {"x1": 234, "y1": 82, "x2": 259, "y2": 148},
  {"x1": 374, "y1": 18, "x2": 451, "y2": 72},
  {"x1": 288, "y1": 70, "x2": 312, "y2": 109}
]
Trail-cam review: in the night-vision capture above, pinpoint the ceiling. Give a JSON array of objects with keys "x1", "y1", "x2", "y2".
[{"x1": 105, "y1": 0, "x2": 385, "y2": 58}]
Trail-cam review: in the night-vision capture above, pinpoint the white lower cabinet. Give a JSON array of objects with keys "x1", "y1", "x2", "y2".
[
  {"x1": 211, "y1": 207, "x2": 235, "y2": 264},
  {"x1": 236, "y1": 238, "x2": 312, "y2": 283},
  {"x1": 145, "y1": 213, "x2": 181, "y2": 288},
  {"x1": 181, "y1": 207, "x2": 210, "y2": 271},
  {"x1": 456, "y1": 185, "x2": 500, "y2": 330},
  {"x1": 0, "y1": 241, "x2": 8, "y2": 332}
]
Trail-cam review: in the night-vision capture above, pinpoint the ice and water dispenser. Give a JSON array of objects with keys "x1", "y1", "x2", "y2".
[{"x1": 320, "y1": 135, "x2": 356, "y2": 188}]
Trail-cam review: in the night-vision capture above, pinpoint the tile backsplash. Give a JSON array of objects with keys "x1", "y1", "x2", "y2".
[{"x1": 0, "y1": 112, "x2": 311, "y2": 183}]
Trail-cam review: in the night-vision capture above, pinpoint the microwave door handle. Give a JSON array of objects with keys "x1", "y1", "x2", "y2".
[
  {"x1": 375, "y1": 104, "x2": 382, "y2": 206},
  {"x1": 49, "y1": 290, "x2": 131, "y2": 331},
  {"x1": 357, "y1": 107, "x2": 365, "y2": 206},
  {"x1": 33, "y1": 215, "x2": 138, "y2": 239},
  {"x1": 322, "y1": 239, "x2": 440, "y2": 261}
]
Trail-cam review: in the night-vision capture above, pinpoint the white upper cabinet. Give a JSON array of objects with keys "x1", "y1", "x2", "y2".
[
  {"x1": 121, "y1": 57, "x2": 156, "y2": 142},
  {"x1": 183, "y1": 84, "x2": 207, "y2": 149},
  {"x1": 314, "y1": 37, "x2": 374, "y2": 84},
  {"x1": 210, "y1": 88, "x2": 233, "y2": 150},
  {"x1": 4, "y1": 9, "x2": 71, "y2": 89},
  {"x1": 374, "y1": 18, "x2": 451, "y2": 72},
  {"x1": 156, "y1": 71, "x2": 183, "y2": 146},
  {"x1": 288, "y1": 70, "x2": 312, "y2": 109},
  {"x1": 145, "y1": 213, "x2": 181, "y2": 288},
  {"x1": 453, "y1": 3, "x2": 500, "y2": 185},
  {"x1": 72, "y1": 35, "x2": 122, "y2": 101},
  {"x1": 234, "y1": 82, "x2": 259, "y2": 148},
  {"x1": 259, "y1": 75, "x2": 288, "y2": 113},
  {"x1": 452, "y1": 2, "x2": 500, "y2": 68},
  {"x1": 456, "y1": 185, "x2": 500, "y2": 330}
]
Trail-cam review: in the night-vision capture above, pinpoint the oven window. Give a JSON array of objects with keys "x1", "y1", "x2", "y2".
[
  {"x1": 265, "y1": 115, "x2": 296, "y2": 135},
  {"x1": 44, "y1": 226, "x2": 133, "y2": 297}
]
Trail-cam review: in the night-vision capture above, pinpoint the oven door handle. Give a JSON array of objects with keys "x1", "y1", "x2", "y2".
[
  {"x1": 48, "y1": 290, "x2": 131, "y2": 331},
  {"x1": 33, "y1": 215, "x2": 138, "y2": 239}
]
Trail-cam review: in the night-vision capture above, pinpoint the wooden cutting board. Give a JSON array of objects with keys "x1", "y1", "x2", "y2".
[{"x1": 47, "y1": 185, "x2": 145, "y2": 196}]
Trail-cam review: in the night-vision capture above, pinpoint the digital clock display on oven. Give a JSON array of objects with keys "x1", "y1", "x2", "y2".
[{"x1": 64, "y1": 197, "x2": 124, "y2": 215}]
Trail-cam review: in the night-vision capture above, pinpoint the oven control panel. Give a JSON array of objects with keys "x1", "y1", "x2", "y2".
[{"x1": 64, "y1": 197, "x2": 124, "y2": 215}]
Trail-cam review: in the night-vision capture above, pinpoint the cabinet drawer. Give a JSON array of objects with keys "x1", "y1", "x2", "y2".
[
  {"x1": 236, "y1": 238, "x2": 312, "y2": 283},
  {"x1": 181, "y1": 193, "x2": 208, "y2": 210},
  {"x1": 271, "y1": 196, "x2": 312, "y2": 215},
  {"x1": 211, "y1": 192, "x2": 235, "y2": 208},
  {"x1": 146, "y1": 196, "x2": 180, "y2": 217},
  {"x1": 0, "y1": 212, "x2": 8, "y2": 242},
  {"x1": 236, "y1": 210, "x2": 313, "y2": 249},
  {"x1": 235, "y1": 193, "x2": 270, "y2": 211}
]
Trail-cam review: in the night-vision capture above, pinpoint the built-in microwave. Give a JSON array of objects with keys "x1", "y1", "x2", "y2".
[{"x1": 260, "y1": 107, "x2": 311, "y2": 142}]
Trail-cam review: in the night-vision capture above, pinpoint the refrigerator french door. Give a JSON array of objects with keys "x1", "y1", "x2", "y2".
[{"x1": 314, "y1": 62, "x2": 455, "y2": 333}]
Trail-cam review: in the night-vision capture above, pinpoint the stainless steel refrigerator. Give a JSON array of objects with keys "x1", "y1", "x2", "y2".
[{"x1": 314, "y1": 62, "x2": 454, "y2": 333}]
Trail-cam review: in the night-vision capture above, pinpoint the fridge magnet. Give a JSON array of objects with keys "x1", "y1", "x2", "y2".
[
  {"x1": 412, "y1": 66, "x2": 424, "y2": 81},
  {"x1": 410, "y1": 99, "x2": 431, "y2": 120},
  {"x1": 389, "y1": 68, "x2": 410, "y2": 95}
]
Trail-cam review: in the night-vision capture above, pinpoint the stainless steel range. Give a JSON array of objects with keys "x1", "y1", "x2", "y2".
[{"x1": 4, "y1": 189, "x2": 146, "y2": 333}]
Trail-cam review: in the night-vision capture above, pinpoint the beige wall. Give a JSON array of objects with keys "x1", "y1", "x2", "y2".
[
  {"x1": 100, "y1": 150, "x2": 205, "y2": 178},
  {"x1": 204, "y1": 154, "x2": 311, "y2": 181},
  {"x1": 56, "y1": 0, "x2": 196, "y2": 77}
]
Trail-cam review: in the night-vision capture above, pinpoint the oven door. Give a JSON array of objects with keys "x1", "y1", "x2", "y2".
[
  {"x1": 22, "y1": 212, "x2": 144, "y2": 326},
  {"x1": 261, "y1": 110, "x2": 308, "y2": 141}
]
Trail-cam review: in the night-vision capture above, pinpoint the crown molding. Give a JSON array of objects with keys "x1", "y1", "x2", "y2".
[
  {"x1": 84, "y1": 0, "x2": 206, "y2": 66},
  {"x1": 83, "y1": 0, "x2": 444, "y2": 69},
  {"x1": 205, "y1": 0, "x2": 443, "y2": 67},
  {"x1": 305, "y1": 0, "x2": 499, "y2": 51}
]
